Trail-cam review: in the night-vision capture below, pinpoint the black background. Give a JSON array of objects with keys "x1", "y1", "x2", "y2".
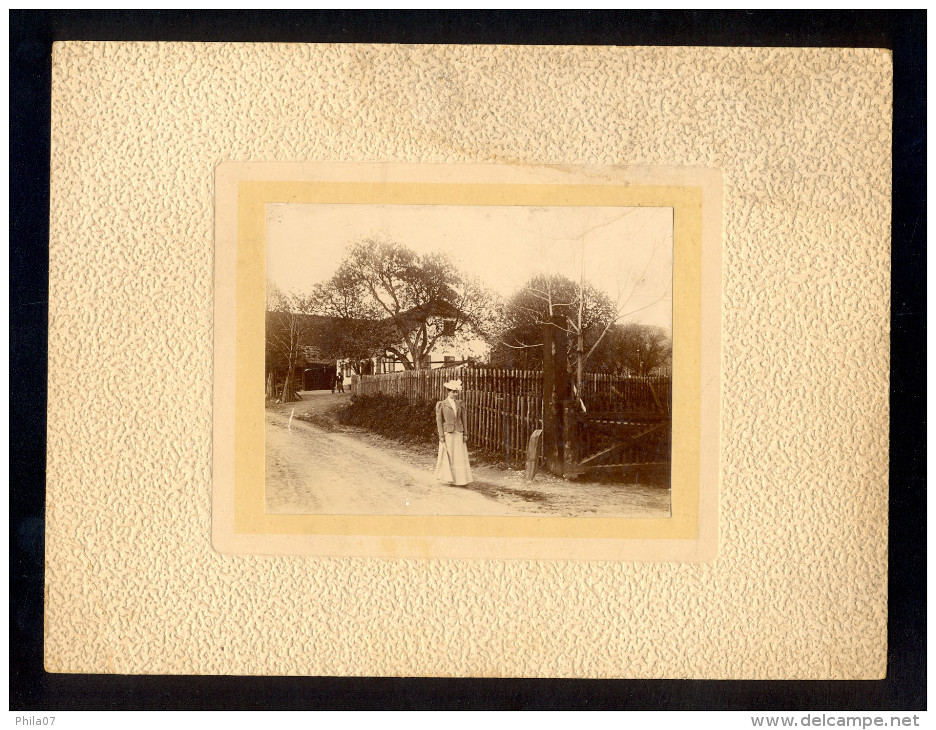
[{"x1": 10, "y1": 10, "x2": 926, "y2": 711}]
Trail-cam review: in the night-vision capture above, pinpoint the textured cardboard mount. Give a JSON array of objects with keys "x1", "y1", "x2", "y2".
[{"x1": 46, "y1": 43, "x2": 889, "y2": 678}]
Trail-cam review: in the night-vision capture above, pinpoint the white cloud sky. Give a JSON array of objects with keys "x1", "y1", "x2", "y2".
[{"x1": 267, "y1": 203, "x2": 673, "y2": 331}]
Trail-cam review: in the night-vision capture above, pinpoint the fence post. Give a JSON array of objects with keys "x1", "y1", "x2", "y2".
[
  {"x1": 502, "y1": 396, "x2": 510, "y2": 469},
  {"x1": 562, "y1": 400, "x2": 579, "y2": 478}
]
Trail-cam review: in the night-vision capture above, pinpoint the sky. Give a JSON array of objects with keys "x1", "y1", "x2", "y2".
[{"x1": 266, "y1": 203, "x2": 673, "y2": 331}]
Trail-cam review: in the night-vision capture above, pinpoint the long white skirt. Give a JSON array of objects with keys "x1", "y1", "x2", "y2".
[{"x1": 435, "y1": 432, "x2": 473, "y2": 485}]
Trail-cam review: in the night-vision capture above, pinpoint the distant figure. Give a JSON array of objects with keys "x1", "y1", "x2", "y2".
[
  {"x1": 435, "y1": 379, "x2": 473, "y2": 486},
  {"x1": 335, "y1": 372, "x2": 344, "y2": 393}
]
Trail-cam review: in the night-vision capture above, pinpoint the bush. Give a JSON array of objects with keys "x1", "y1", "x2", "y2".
[{"x1": 336, "y1": 393, "x2": 438, "y2": 445}]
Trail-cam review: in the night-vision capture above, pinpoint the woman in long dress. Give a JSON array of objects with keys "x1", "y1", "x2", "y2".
[{"x1": 434, "y1": 379, "x2": 473, "y2": 486}]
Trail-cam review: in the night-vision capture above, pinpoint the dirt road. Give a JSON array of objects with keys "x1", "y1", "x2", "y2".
[{"x1": 265, "y1": 391, "x2": 670, "y2": 518}]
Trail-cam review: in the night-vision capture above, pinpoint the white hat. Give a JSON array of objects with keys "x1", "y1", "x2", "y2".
[{"x1": 443, "y1": 379, "x2": 463, "y2": 391}]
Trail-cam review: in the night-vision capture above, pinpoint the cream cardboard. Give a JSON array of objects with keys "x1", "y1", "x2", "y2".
[{"x1": 46, "y1": 43, "x2": 889, "y2": 677}]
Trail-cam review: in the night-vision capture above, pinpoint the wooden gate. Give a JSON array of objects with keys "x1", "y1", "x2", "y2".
[{"x1": 562, "y1": 403, "x2": 671, "y2": 479}]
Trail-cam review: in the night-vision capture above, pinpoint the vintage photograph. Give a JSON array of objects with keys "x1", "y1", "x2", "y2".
[{"x1": 263, "y1": 202, "x2": 674, "y2": 518}]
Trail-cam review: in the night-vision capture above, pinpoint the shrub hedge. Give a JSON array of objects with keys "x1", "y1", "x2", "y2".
[{"x1": 335, "y1": 393, "x2": 438, "y2": 445}]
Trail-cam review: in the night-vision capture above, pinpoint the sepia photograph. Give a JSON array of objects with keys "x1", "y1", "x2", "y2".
[{"x1": 263, "y1": 202, "x2": 674, "y2": 518}]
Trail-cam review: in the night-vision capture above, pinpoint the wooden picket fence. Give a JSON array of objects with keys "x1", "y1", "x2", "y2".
[
  {"x1": 465, "y1": 390, "x2": 544, "y2": 467},
  {"x1": 352, "y1": 367, "x2": 670, "y2": 467},
  {"x1": 577, "y1": 372, "x2": 672, "y2": 414}
]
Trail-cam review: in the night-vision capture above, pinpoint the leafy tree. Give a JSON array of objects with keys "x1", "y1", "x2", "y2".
[
  {"x1": 311, "y1": 237, "x2": 492, "y2": 370},
  {"x1": 589, "y1": 322, "x2": 673, "y2": 376},
  {"x1": 308, "y1": 266, "x2": 396, "y2": 374}
]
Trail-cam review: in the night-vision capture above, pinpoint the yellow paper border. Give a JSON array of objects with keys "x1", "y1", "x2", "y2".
[{"x1": 213, "y1": 163, "x2": 721, "y2": 560}]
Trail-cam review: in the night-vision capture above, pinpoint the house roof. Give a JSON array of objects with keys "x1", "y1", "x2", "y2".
[
  {"x1": 267, "y1": 300, "x2": 469, "y2": 365},
  {"x1": 385, "y1": 299, "x2": 466, "y2": 331},
  {"x1": 268, "y1": 300, "x2": 467, "y2": 335}
]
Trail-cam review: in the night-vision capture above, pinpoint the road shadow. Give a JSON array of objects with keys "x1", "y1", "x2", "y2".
[{"x1": 451, "y1": 480, "x2": 552, "y2": 505}]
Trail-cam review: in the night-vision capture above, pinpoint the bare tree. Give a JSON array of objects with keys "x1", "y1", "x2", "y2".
[
  {"x1": 266, "y1": 281, "x2": 308, "y2": 403},
  {"x1": 562, "y1": 213, "x2": 671, "y2": 393},
  {"x1": 492, "y1": 259, "x2": 669, "y2": 394},
  {"x1": 490, "y1": 274, "x2": 615, "y2": 372}
]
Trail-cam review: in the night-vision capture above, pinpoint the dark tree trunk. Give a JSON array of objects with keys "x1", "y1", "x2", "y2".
[
  {"x1": 542, "y1": 315, "x2": 569, "y2": 476},
  {"x1": 281, "y1": 353, "x2": 299, "y2": 402}
]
